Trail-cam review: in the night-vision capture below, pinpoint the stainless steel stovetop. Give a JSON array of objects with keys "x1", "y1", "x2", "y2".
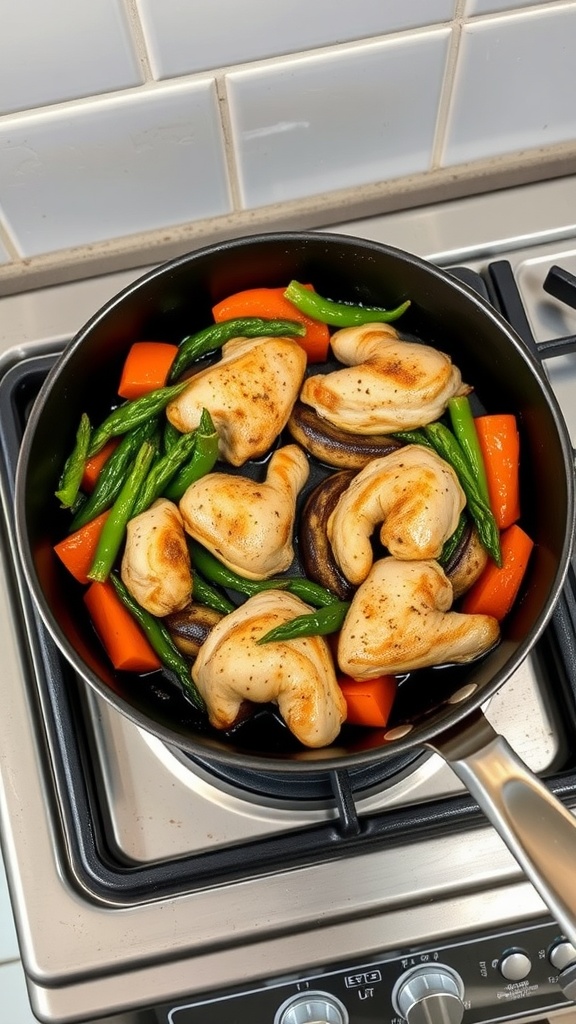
[{"x1": 1, "y1": 177, "x2": 576, "y2": 1024}]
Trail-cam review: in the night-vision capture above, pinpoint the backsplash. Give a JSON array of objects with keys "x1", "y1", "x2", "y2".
[{"x1": 0, "y1": 0, "x2": 575, "y2": 293}]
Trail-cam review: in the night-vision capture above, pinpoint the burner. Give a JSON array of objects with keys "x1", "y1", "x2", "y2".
[{"x1": 187, "y1": 747, "x2": 427, "y2": 802}]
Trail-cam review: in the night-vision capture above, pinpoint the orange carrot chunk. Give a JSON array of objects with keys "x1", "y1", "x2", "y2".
[
  {"x1": 84, "y1": 580, "x2": 161, "y2": 673},
  {"x1": 460, "y1": 523, "x2": 534, "y2": 621},
  {"x1": 81, "y1": 439, "x2": 119, "y2": 493},
  {"x1": 474, "y1": 414, "x2": 521, "y2": 530},
  {"x1": 118, "y1": 341, "x2": 179, "y2": 400},
  {"x1": 338, "y1": 674, "x2": 397, "y2": 728},
  {"x1": 53, "y1": 511, "x2": 110, "y2": 585},
  {"x1": 212, "y1": 285, "x2": 331, "y2": 363}
]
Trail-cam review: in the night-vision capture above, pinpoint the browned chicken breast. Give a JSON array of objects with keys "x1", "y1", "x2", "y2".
[
  {"x1": 301, "y1": 323, "x2": 467, "y2": 434},
  {"x1": 121, "y1": 498, "x2": 192, "y2": 617},
  {"x1": 166, "y1": 334, "x2": 307, "y2": 466},
  {"x1": 338, "y1": 557, "x2": 499, "y2": 678},
  {"x1": 327, "y1": 446, "x2": 466, "y2": 585},
  {"x1": 179, "y1": 444, "x2": 309, "y2": 580},
  {"x1": 192, "y1": 590, "x2": 347, "y2": 748}
]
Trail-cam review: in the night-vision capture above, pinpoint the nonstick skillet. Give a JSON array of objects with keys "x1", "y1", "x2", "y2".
[{"x1": 14, "y1": 232, "x2": 576, "y2": 948}]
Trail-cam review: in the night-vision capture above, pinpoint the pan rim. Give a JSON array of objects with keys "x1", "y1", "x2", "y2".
[{"x1": 13, "y1": 230, "x2": 576, "y2": 773}]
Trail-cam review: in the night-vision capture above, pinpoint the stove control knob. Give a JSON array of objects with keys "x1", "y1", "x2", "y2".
[
  {"x1": 549, "y1": 940, "x2": 576, "y2": 972},
  {"x1": 392, "y1": 964, "x2": 465, "y2": 1024},
  {"x1": 275, "y1": 991, "x2": 348, "y2": 1024},
  {"x1": 498, "y1": 950, "x2": 531, "y2": 981}
]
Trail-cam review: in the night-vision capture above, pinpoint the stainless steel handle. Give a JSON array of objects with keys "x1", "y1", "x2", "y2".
[{"x1": 430, "y1": 709, "x2": 576, "y2": 949}]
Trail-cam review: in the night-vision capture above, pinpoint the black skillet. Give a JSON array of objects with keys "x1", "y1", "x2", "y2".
[{"x1": 14, "y1": 232, "x2": 576, "y2": 949}]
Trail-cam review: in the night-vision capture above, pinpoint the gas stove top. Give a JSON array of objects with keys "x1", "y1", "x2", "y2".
[{"x1": 2, "y1": 177, "x2": 576, "y2": 1024}]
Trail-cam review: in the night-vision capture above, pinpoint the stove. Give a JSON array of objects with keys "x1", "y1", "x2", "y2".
[{"x1": 2, "y1": 177, "x2": 576, "y2": 1024}]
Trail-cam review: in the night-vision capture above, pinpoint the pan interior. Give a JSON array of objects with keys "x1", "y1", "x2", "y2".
[{"x1": 15, "y1": 232, "x2": 574, "y2": 769}]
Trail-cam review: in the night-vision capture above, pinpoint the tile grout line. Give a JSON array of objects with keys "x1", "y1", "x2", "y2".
[
  {"x1": 122, "y1": 0, "x2": 154, "y2": 82},
  {"x1": 430, "y1": 7, "x2": 465, "y2": 170},
  {"x1": 0, "y1": 213, "x2": 21, "y2": 264},
  {"x1": 215, "y1": 76, "x2": 243, "y2": 212}
]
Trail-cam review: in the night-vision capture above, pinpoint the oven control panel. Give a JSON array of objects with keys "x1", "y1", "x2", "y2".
[{"x1": 160, "y1": 920, "x2": 576, "y2": 1023}]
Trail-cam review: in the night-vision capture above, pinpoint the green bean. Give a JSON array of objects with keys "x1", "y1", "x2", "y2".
[
  {"x1": 257, "y1": 601, "x2": 350, "y2": 645},
  {"x1": 109, "y1": 574, "x2": 205, "y2": 712},
  {"x1": 87, "y1": 381, "x2": 188, "y2": 456},
  {"x1": 448, "y1": 397, "x2": 491, "y2": 506},
  {"x1": 438, "y1": 512, "x2": 469, "y2": 569},
  {"x1": 55, "y1": 413, "x2": 91, "y2": 508},
  {"x1": 70, "y1": 420, "x2": 158, "y2": 531},
  {"x1": 390, "y1": 428, "x2": 434, "y2": 450},
  {"x1": 423, "y1": 422, "x2": 501, "y2": 566},
  {"x1": 163, "y1": 419, "x2": 182, "y2": 455},
  {"x1": 284, "y1": 280, "x2": 411, "y2": 327},
  {"x1": 168, "y1": 317, "x2": 306, "y2": 382},
  {"x1": 88, "y1": 441, "x2": 156, "y2": 583},
  {"x1": 190, "y1": 542, "x2": 340, "y2": 607},
  {"x1": 131, "y1": 429, "x2": 199, "y2": 517},
  {"x1": 163, "y1": 409, "x2": 218, "y2": 502},
  {"x1": 192, "y1": 571, "x2": 235, "y2": 615}
]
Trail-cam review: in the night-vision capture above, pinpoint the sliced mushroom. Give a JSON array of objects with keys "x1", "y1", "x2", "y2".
[
  {"x1": 299, "y1": 470, "x2": 356, "y2": 601},
  {"x1": 165, "y1": 603, "x2": 225, "y2": 658},
  {"x1": 446, "y1": 527, "x2": 489, "y2": 600},
  {"x1": 288, "y1": 400, "x2": 402, "y2": 469}
]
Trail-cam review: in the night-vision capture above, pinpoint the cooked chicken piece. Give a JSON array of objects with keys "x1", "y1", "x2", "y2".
[
  {"x1": 179, "y1": 444, "x2": 309, "y2": 580},
  {"x1": 327, "y1": 446, "x2": 466, "y2": 585},
  {"x1": 338, "y1": 557, "x2": 499, "y2": 677},
  {"x1": 192, "y1": 590, "x2": 347, "y2": 747},
  {"x1": 166, "y1": 334, "x2": 307, "y2": 466},
  {"x1": 121, "y1": 498, "x2": 192, "y2": 617},
  {"x1": 301, "y1": 323, "x2": 467, "y2": 434}
]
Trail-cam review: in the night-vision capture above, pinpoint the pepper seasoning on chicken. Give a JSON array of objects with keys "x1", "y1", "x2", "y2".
[
  {"x1": 327, "y1": 445, "x2": 466, "y2": 585},
  {"x1": 179, "y1": 444, "x2": 309, "y2": 580},
  {"x1": 192, "y1": 590, "x2": 347, "y2": 748},
  {"x1": 166, "y1": 333, "x2": 307, "y2": 466},
  {"x1": 338, "y1": 557, "x2": 499, "y2": 678},
  {"x1": 300, "y1": 323, "x2": 468, "y2": 434},
  {"x1": 121, "y1": 498, "x2": 192, "y2": 617}
]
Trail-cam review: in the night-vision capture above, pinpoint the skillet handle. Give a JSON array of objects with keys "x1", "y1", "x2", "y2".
[{"x1": 430, "y1": 708, "x2": 576, "y2": 951}]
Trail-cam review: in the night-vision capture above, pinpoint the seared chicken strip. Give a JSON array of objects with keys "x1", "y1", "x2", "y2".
[
  {"x1": 166, "y1": 334, "x2": 306, "y2": 466},
  {"x1": 179, "y1": 444, "x2": 309, "y2": 579},
  {"x1": 192, "y1": 590, "x2": 347, "y2": 748},
  {"x1": 338, "y1": 557, "x2": 499, "y2": 678},
  {"x1": 301, "y1": 323, "x2": 467, "y2": 434},
  {"x1": 121, "y1": 498, "x2": 192, "y2": 617},
  {"x1": 328, "y1": 446, "x2": 466, "y2": 585}
]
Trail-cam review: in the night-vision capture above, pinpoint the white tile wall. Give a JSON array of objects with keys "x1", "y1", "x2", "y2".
[
  {"x1": 0, "y1": 4, "x2": 574, "y2": 312},
  {"x1": 227, "y1": 30, "x2": 451, "y2": 208},
  {"x1": 0, "y1": 0, "x2": 142, "y2": 116},
  {"x1": 0, "y1": 80, "x2": 232, "y2": 257},
  {"x1": 466, "y1": 0, "x2": 550, "y2": 14},
  {"x1": 136, "y1": 0, "x2": 456, "y2": 78},
  {"x1": 442, "y1": 4, "x2": 576, "y2": 166}
]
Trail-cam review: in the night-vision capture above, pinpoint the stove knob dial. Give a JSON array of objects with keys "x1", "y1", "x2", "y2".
[
  {"x1": 550, "y1": 940, "x2": 576, "y2": 972},
  {"x1": 392, "y1": 964, "x2": 465, "y2": 1024},
  {"x1": 275, "y1": 991, "x2": 348, "y2": 1024}
]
